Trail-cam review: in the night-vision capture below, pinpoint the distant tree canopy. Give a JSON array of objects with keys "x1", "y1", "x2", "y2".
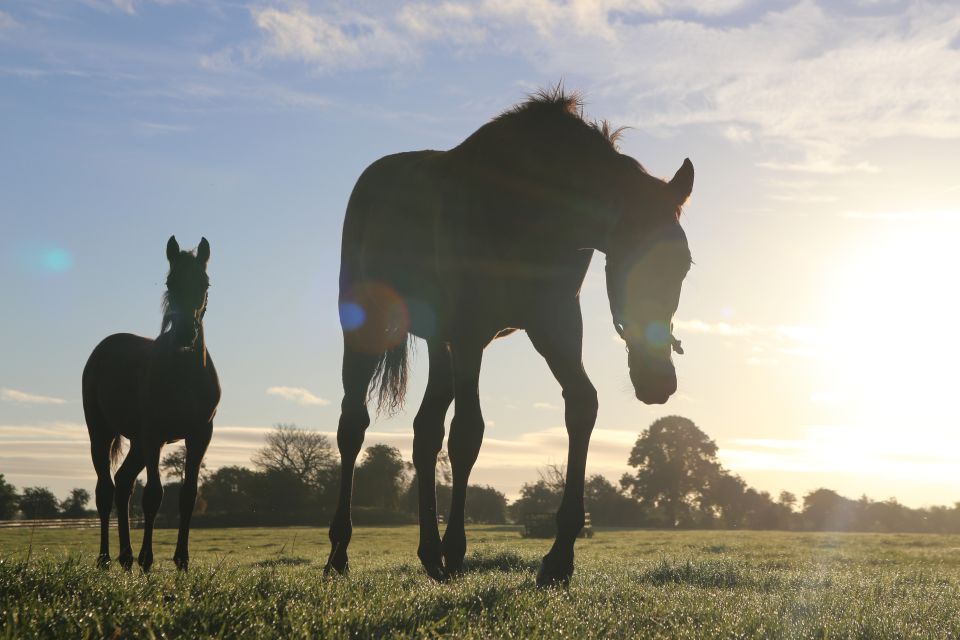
[
  {"x1": 251, "y1": 424, "x2": 337, "y2": 490},
  {"x1": 354, "y1": 444, "x2": 409, "y2": 510},
  {"x1": 0, "y1": 475, "x2": 17, "y2": 519},
  {"x1": 621, "y1": 416, "x2": 722, "y2": 527},
  {"x1": 59, "y1": 488, "x2": 90, "y2": 518},
  {"x1": 161, "y1": 445, "x2": 208, "y2": 484},
  {"x1": 19, "y1": 487, "x2": 60, "y2": 519}
]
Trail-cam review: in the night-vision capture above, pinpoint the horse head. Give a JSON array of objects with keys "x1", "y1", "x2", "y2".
[
  {"x1": 162, "y1": 235, "x2": 211, "y2": 350},
  {"x1": 606, "y1": 158, "x2": 693, "y2": 404}
]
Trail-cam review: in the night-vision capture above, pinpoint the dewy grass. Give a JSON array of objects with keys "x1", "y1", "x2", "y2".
[{"x1": 2, "y1": 526, "x2": 960, "y2": 638}]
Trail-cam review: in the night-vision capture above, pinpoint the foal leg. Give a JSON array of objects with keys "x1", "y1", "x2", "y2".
[
  {"x1": 89, "y1": 435, "x2": 115, "y2": 568},
  {"x1": 413, "y1": 340, "x2": 454, "y2": 581},
  {"x1": 324, "y1": 345, "x2": 379, "y2": 576},
  {"x1": 441, "y1": 339, "x2": 487, "y2": 575},
  {"x1": 528, "y1": 306, "x2": 598, "y2": 587},
  {"x1": 137, "y1": 442, "x2": 163, "y2": 572},
  {"x1": 113, "y1": 440, "x2": 145, "y2": 571},
  {"x1": 173, "y1": 424, "x2": 212, "y2": 571}
]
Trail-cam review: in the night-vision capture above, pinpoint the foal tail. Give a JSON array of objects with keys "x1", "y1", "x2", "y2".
[{"x1": 369, "y1": 336, "x2": 411, "y2": 416}]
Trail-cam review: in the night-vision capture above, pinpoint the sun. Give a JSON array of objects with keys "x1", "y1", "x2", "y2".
[{"x1": 819, "y1": 214, "x2": 960, "y2": 436}]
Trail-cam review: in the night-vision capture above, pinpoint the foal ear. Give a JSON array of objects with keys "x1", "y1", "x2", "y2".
[
  {"x1": 197, "y1": 237, "x2": 210, "y2": 266},
  {"x1": 166, "y1": 235, "x2": 180, "y2": 262},
  {"x1": 668, "y1": 158, "x2": 694, "y2": 207}
]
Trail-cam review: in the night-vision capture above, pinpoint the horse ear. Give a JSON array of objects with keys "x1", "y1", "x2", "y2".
[
  {"x1": 668, "y1": 158, "x2": 694, "y2": 207},
  {"x1": 197, "y1": 237, "x2": 210, "y2": 265},
  {"x1": 166, "y1": 235, "x2": 180, "y2": 262}
]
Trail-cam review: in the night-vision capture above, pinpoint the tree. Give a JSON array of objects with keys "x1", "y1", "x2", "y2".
[
  {"x1": 251, "y1": 424, "x2": 336, "y2": 490},
  {"x1": 583, "y1": 474, "x2": 644, "y2": 527},
  {"x1": 465, "y1": 485, "x2": 508, "y2": 524},
  {"x1": 160, "y1": 445, "x2": 207, "y2": 483},
  {"x1": 0, "y1": 475, "x2": 17, "y2": 519},
  {"x1": 621, "y1": 416, "x2": 721, "y2": 527},
  {"x1": 510, "y1": 479, "x2": 562, "y2": 523},
  {"x1": 19, "y1": 487, "x2": 60, "y2": 519},
  {"x1": 60, "y1": 488, "x2": 91, "y2": 517},
  {"x1": 353, "y1": 444, "x2": 409, "y2": 510},
  {"x1": 202, "y1": 466, "x2": 261, "y2": 514},
  {"x1": 802, "y1": 488, "x2": 858, "y2": 531}
]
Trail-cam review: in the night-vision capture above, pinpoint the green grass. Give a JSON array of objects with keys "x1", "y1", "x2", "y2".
[{"x1": 2, "y1": 526, "x2": 960, "y2": 638}]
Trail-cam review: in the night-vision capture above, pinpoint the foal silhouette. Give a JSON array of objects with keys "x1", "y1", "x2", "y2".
[
  {"x1": 83, "y1": 236, "x2": 220, "y2": 571},
  {"x1": 327, "y1": 87, "x2": 694, "y2": 586}
]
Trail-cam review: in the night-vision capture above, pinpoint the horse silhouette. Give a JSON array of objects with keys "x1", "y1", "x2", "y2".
[
  {"x1": 326, "y1": 87, "x2": 694, "y2": 586},
  {"x1": 82, "y1": 236, "x2": 220, "y2": 571}
]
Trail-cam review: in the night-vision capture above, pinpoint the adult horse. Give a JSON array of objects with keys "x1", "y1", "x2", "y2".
[
  {"x1": 326, "y1": 88, "x2": 694, "y2": 586},
  {"x1": 83, "y1": 236, "x2": 219, "y2": 572}
]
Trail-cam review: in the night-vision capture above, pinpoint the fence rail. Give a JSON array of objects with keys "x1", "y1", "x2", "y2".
[{"x1": 0, "y1": 518, "x2": 143, "y2": 529}]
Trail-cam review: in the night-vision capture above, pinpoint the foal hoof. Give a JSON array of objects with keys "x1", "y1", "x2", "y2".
[
  {"x1": 118, "y1": 551, "x2": 134, "y2": 572},
  {"x1": 96, "y1": 554, "x2": 111, "y2": 569},
  {"x1": 536, "y1": 554, "x2": 573, "y2": 588},
  {"x1": 173, "y1": 555, "x2": 189, "y2": 572}
]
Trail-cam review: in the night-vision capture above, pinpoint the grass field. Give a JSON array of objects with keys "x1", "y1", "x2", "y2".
[{"x1": 2, "y1": 525, "x2": 959, "y2": 638}]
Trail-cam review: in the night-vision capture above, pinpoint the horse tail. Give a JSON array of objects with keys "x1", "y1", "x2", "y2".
[
  {"x1": 368, "y1": 335, "x2": 411, "y2": 416},
  {"x1": 108, "y1": 434, "x2": 124, "y2": 468}
]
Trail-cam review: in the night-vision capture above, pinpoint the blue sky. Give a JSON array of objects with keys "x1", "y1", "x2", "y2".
[{"x1": 2, "y1": 0, "x2": 960, "y2": 506}]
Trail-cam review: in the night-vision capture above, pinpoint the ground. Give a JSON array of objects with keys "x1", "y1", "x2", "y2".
[{"x1": 1, "y1": 525, "x2": 959, "y2": 638}]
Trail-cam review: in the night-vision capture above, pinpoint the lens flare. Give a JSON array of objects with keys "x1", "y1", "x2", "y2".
[
  {"x1": 338, "y1": 302, "x2": 366, "y2": 331},
  {"x1": 644, "y1": 322, "x2": 671, "y2": 348}
]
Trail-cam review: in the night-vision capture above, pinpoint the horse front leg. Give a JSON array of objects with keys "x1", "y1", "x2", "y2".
[
  {"x1": 442, "y1": 338, "x2": 487, "y2": 576},
  {"x1": 173, "y1": 424, "x2": 212, "y2": 571},
  {"x1": 528, "y1": 306, "x2": 598, "y2": 587},
  {"x1": 413, "y1": 340, "x2": 454, "y2": 581},
  {"x1": 137, "y1": 442, "x2": 163, "y2": 572}
]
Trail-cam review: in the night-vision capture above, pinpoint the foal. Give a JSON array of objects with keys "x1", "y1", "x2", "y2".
[{"x1": 82, "y1": 236, "x2": 220, "y2": 571}]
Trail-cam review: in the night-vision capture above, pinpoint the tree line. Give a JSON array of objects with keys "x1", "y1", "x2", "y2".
[{"x1": 4, "y1": 417, "x2": 960, "y2": 533}]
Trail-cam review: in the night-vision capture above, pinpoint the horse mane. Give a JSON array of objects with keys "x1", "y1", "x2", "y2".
[
  {"x1": 494, "y1": 84, "x2": 636, "y2": 158},
  {"x1": 160, "y1": 292, "x2": 174, "y2": 335}
]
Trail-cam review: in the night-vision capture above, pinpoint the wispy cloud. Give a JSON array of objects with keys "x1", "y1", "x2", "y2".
[
  {"x1": 241, "y1": 1, "x2": 960, "y2": 168},
  {"x1": 1, "y1": 388, "x2": 66, "y2": 406},
  {"x1": 532, "y1": 401, "x2": 560, "y2": 411},
  {"x1": 0, "y1": 10, "x2": 19, "y2": 30},
  {"x1": 265, "y1": 386, "x2": 330, "y2": 406}
]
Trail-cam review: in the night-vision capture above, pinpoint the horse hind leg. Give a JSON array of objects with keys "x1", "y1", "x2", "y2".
[
  {"x1": 88, "y1": 434, "x2": 117, "y2": 569},
  {"x1": 113, "y1": 439, "x2": 145, "y2": 570},
  {"x1": 84, "y1": 390, "x2": 118, "y2": 569},
  {"x1": 413, "y1": 340, "x2": 454, "y2": 581},
  {"x1": 324, "y1": 343, "x2": 379, "y2": 576}
]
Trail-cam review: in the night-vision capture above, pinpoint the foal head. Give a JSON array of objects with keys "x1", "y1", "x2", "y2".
[
  {"x1": 162, "y1": 235, "x2": 211, "y2": 350},
  {"x1": 606, "y1": 159, "x2": 693, "y2": 404}
]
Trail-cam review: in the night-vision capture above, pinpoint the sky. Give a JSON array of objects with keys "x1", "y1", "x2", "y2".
[{"x1": 2, "y1": 0, "x2": 960, "y2": 507}]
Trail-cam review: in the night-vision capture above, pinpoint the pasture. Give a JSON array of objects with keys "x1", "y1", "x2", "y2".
[{"x1": 1, "y1": 526, "x2": 959, "y2": 638}]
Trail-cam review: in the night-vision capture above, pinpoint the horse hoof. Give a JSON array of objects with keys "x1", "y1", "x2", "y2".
[
  {"x1": 173, "y1": 556, "x2": 189, "y2": 571},
  {"x1": 323, "y1": 561, "x2": 349, "y2": 577},
  {"x1": 138, "y1": 554, "x2": 154, "y2": 573},
  {"x1": 96, "y1": 554, "x2": 111, "y2": 569},
  {"x1": 421, "y1": 562, "x2": 448, "y2": 582},
  {"x1": 536, "y1": 555, "x2": 573, "y2": 588},
  {"x1": 118, "y1": 552, "x2": 134, "y2": 571}
]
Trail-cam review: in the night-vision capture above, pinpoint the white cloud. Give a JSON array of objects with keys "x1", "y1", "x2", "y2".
[
  {"x1": 532, "y1": 401, "x2": 560, "y2": 410},
  {"x1": 253, "y1": 6, "x2": 416, "y2": 71},
  {"x1": 265, "y1": 386, "x2": 330, "y2": 406},
  {"x1": 0, "y1": 10, "x2": 19, "y2": 30},
  {"x1": 244, "y1": 1, "x2": 960, "y2": 166},
  {"x1": 1, "y1": 388, "x2": 66, "y2": 406}
]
